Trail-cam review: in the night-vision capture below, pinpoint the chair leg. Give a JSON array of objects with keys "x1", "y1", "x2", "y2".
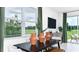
[
  {"x1": 76, "y1": 39, "x2": 78, "y2": 43},
  {"x1": 70, "y1": 38, "x2": 73, "y2": 43},
  {"x1": 58, "y1": 42, "x2": 60, "y2": 49}
]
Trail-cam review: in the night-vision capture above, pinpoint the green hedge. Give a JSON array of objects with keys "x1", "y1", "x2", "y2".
[
  {"x1": 5, "y1": 20, "x2": 21, "y2": 37},
  {"x1": 5, "y1": 26, "x2": 21, "y2": 37}
]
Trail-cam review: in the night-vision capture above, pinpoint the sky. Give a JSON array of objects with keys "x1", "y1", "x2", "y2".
[
  {"x1": 5, "y1": 7, "x2": 36, "y2": 27},
  {"x1": 67, "y1": 16, "x2": 79, "y2": 26}
]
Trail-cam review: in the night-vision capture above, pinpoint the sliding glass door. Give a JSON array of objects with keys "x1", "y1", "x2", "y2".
[
  {"x1": 67, "y1": 16, "x2": 79, "y2": 43},
  {"x1": 5, "y1": 7, "x2": 38, "y2": 38}
]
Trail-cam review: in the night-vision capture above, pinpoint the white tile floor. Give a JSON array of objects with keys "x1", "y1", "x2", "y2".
[
  {"x1": 67, "y1": 39, "x2": 79, "y2": 44},
  {"x1": 4, "y1": 37, "x2": 79, "y2": 52},
  {"x1": 4, "y1": 36, "x2": 30, "y2": 52},
  {"x1": 61, "y1": 43, "x2": 79, "y2": 52}
]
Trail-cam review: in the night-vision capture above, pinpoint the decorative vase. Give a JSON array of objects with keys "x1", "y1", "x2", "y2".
[
  {"x1": 30, "y1": 33, "x2": 37, "y2": 46},
  {"x1": 45, "y1": 32, "x2": 51, "y2": 41},
  {"x1": 38, "y1": 32, "x2": 44, "y2": 48},
  {"x1": 45, "y1": 32, "x2": 52, "y2": 47},
  {"x1": 39, "y1": 32, "x2": 45, "y2": 43}
]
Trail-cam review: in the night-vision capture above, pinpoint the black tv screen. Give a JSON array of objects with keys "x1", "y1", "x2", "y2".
[{"x1": 48, "y1": 17, "x2": 56, "y2": 28}]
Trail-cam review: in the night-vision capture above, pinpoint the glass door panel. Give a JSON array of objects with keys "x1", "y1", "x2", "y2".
[
  {"x1": 5, "y1": 7, "x2": 37, "y2": 38},
  {"x1": 67, "y1": 16, "x2": 78, "y2": 42}
]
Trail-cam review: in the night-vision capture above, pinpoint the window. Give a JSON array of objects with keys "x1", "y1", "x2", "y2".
[
  {"x1": 67, "y1": 16, "x2": 79, "y2": 40},
  {"x1": 22, "y1": 8, "x2": 37, "y2": 36},
  {"x1": 5, "y1": 7, "x2": 37, "y2": 37}
]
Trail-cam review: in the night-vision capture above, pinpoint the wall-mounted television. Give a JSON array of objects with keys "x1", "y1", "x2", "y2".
[{"x1": 48, "y1": 17, "x2": 56, "y2": 28}]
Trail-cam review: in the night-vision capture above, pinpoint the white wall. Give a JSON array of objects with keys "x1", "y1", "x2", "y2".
[{"x1": 42, "y1": 7, "x2": 63, "y2": 32}]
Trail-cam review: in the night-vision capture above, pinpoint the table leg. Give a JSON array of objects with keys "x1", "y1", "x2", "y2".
[{"x1": 58, "y1": 41, "x2": 60, "y2": 49}]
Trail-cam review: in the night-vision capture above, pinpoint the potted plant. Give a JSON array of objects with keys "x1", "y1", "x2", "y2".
[
  {"x1": 58, "y1": 26, "x2": 63, "y2": 32},
  {"x1": 58, "y1": 27, "x2": 63, "y2": 40}
]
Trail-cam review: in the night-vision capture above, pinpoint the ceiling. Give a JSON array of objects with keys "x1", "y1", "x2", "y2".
[{"x1": 51, "y1": 7, "x2": 79, "y2": 13}]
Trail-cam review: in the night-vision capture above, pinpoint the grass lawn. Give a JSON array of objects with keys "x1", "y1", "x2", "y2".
[
  {"x1": 5, "y1": 29, "x2": 36, "y2": 37},
  {"x1": 25, "y1": 29, "x2": 36, "y2": 34},
  {"x1": 67, "y1": 30, "x2": 79, "y2": 40}
]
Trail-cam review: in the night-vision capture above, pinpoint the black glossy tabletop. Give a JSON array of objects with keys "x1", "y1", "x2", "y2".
[{"x1": 14, "y1": 39, "x2": 60, "y2": 52}]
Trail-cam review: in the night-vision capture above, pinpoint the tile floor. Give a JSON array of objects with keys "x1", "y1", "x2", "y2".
[
  {"x1": 67, "y1": 39, "x2": 79, "y2": 44},
  {"x1": 61, "y1": 43, "x2": 79, "y2": 52}
]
